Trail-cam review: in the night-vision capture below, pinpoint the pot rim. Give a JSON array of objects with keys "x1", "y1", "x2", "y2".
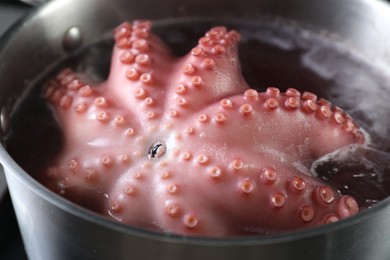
[{"x1": 1, "y1": 0, "x2": 390, "y2": 246}]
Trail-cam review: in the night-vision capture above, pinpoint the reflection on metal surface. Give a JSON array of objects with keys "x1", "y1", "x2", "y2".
[
  {"x1": 0, "y1": 165, "x2": 6, "y2": 199},
  {"x1": 0, "y1": 107, "x2": 9, "y2": 137},
  {"x1": 62, "y1": 26, "x2": 83, "y2": 52},
  {"x1": 20, "y1": 0, "x2": 47, "y2": 6}
]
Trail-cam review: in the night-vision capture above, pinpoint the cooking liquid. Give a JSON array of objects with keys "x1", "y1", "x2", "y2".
[{"x1": 4, "y1": 18, "x2": 390, "y2": 230}]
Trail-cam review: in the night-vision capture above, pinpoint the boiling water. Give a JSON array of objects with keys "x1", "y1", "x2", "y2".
[{"x1": 4, "y1": 18, "x2": 390, "y2": 214}]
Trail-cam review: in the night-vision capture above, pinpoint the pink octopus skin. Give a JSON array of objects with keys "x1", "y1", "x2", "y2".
[{"x1": 42, "y1": 20, "x2": 366, "y2": 236}]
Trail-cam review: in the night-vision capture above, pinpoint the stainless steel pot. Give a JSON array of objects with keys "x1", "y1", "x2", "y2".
[{"x1": 1, "y1": 0, "x2": 390, "y2": 259}]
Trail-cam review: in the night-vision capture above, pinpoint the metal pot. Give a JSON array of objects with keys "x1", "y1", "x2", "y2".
[{"x1": 1, "y1": 0, "x2": 390, "y2": 259}]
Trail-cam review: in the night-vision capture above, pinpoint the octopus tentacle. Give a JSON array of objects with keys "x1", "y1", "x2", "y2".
[{"x1": 42, "y1": 20, "x2": 366, "y2": 236}]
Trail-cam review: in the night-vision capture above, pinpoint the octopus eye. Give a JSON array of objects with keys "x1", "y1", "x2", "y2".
[{"x1": 148, "y1": 141, "x2": 166, "y2": 159}]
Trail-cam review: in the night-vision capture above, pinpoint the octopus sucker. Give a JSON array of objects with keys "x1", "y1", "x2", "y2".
[{"x1": 41, "y1": 20, "x2": 368, "y2": 236}]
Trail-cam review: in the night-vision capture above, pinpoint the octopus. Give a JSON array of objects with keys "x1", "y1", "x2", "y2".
[{"x1": 42, "y1": 20, "x2": 366, "y2": 236}]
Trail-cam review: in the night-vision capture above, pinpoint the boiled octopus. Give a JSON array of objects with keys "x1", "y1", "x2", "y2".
[{"x1": 42, "y1": 20, "x2": 366, "y2": 236}]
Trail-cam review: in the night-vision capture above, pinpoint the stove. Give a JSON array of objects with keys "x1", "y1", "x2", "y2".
[{"x1": 0, "y1": 3, "x2": 31, "y2": 259}]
